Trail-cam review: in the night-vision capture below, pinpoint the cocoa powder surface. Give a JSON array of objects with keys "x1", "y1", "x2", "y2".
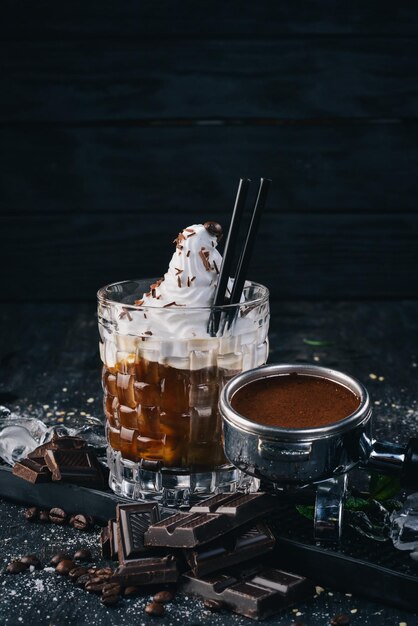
[{"x1": 231, "y1": 373, "x2": 360, "y2": 429}]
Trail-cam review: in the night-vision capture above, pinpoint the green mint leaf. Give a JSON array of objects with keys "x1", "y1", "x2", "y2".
[
  {"x1": 370, "y1": 473, "x2": 401, "y2": 501},
  {"x1": 295, "y1": 504, "x2": 315, "y2": 520}
]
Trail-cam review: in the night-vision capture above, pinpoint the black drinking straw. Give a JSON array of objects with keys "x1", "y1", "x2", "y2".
[
  {"x1": 228, "y1": 178, "x2": 271, "y2": 309},
  {"x1": 208, "y1": 178, "x2": 251, "y2": 335}
]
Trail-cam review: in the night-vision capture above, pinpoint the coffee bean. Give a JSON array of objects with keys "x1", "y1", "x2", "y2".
[
  {"x1": 50, "y1": 553, "x2": 72, "y2": 566},
  {"x1": 55, "y1": 559, "x2": 76, "y2": 575},
  {"x1": 6, "y1": 561, "x2": 29, "y2": 574},
  {"x1": 39, "y1": 510, "x2": 50, "y2": 523},
  {"x1": 71, "y1": 514, "x2": 92, "y2": 531},
  {"x1": 20, "y1": 555, "x2": 42, "y2": 569},
  {"x1": 153, "y1": 590, "x2": 174, "y2": 603},
  {"x1": 89, "y1": 576, "x2": 108, "y2": 585},
  {"x1": 330, "y1": 615, "x2": 350, "y2": 626},
  {"x1": 74, "y1": 573, "x2": 91, "y2": 588},
  {"x1": 124, "y1": 586, "x2": 142, "y2": 596},
  {"x1": 69, "y1": 566, "x2": 88, "y2": 581},
  {"x1": 203, "y1": 599, "x2": 223, "y2": 612},
  {"x1": 49, "y1": 508, "x2": 67, "y2": 525},
  {"x1": 24, "y1": 507, "x2": 39, "y2": 522},
  {"x1": 87, "y1": 567, "x2": 97, "y2": 575},
  {"x1": 73, "y1": 548, "x2": 92, "y2": 561},
  {"x1": 101, "y1": 594, "x2": 120, "y2": 606},
  {"x1": 102, "y1": 582, "x2": 122, "y2": 598},
  {"x1": 204, "y1": 221, "x2": 223, "y2": 240},
  {"x1": 85, "y1": 580, "x2": 105, "y2": 594},
  {"x1": 95, "y1": 567, "x2": 113, "y2": 577},
  {"x1": 145, "y1": 602, "x2": 165, "y2": 616}
]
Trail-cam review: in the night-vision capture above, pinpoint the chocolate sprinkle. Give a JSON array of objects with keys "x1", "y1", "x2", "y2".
[
  {"x1": 199, "y1": 249, "x2": 211, "y2": 271},
  {"x1": 186, "y1": 250, "x2": 191, "y2": 257},
  {"x1": 118, "y1": 308, "x2": 133, "y2": 321},
  {"x1": 177, "y1": 276, "x2": 182, "y2": 288}
]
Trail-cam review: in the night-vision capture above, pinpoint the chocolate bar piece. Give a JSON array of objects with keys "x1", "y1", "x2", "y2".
[
  {"x1": 111, "y1": 555, "x2": 179, "y2": 586},
  {"x1": 117, "y1": 502, "x2": 161, "y2": 562},
  {"x1": 144, "y1": 493, "x2": 276, "y2": 549},
  {"x1": 12, "y1": 458, "x2": 51, "y2": 484},
  {"x1": 101, "y1": 520, "x2": 119, "y2": 560},
  {"x1": 44, "y1": 448, "x2": 104, "y2": 486},
  {"x1": 27, "y1": 436, "x2": 86, "y2": 459},
  {"x1": 184, "y1": 522, "x2": 275, "y2": 577},
  {"x1": 182, "y1": 566, "x2": 314, "y2": 620}
]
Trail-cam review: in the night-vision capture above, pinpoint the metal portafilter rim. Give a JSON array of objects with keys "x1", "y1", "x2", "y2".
[{"x1": 220, "y1": 363, "x2": 372, "y2": 442}]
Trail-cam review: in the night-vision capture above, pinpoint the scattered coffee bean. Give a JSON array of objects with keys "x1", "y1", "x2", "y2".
[
  {"x1": 71, "y1": 514, "x2": 92, "y2": 531},
  {"x1": 74, "y1": 548, "x2": 92, "y2": 562},
  {"x1": 74, "y1": 573, "x2": 91, "y2": 588},
  {"x1": 50, "y1": 553, "x2": 72, "y2": 566},
  {"x1": 203, "y1": 599, "x2": 223, "y2": 612},
  {"x1": 153, "y1": 590, "x2": 174, "y2": 603},
  {"x1": 95, "y1": 567, "x2": 113, "y2": 578},
  {"x1": 330, "y1": 615, "x2": 350, "y2": 626},
  {"x1": 85, "y1": 580, "x2": 106, "y2": 594},
  {"x1": 55, "y1": 559, "x2": 76, "y2": 575},
  {"x1": 39, "y1": 510, "x2": 50, "y2": 523},
  {"x1": 101, "y1": 594, "x2": 120, "y2": 607},
  {"x1": 20, "y1": 555, "x2": 42, "y2": 569},
  {"x1": 145, "y1": 602, "x2": 165, "y2": 616},
  {"x1": 69, "y1": 566, "x2": 89, "y2": 581},
  {"x1": 102, "y1": 582, "x2": 122, "y2": 598},
  {"x1": 124, "y1": 586, "x2": 142, "y2": 596},
  {"x1": 24, "y1": 506, "x2": 39, "y2": 521},
  {"x1": 6, "y1": 561, "x2": 29, "y2": 574},
  {"x1": 69, "y1": 515, "x2": 76, "y2": 526},
  {"x1": 49, "y1": 508, "x2": 67, "y2": 525}
]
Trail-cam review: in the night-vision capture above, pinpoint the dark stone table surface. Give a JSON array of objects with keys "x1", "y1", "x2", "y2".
[{"x1": 0, "y1": 301, "x2": 417, "y2": 625}]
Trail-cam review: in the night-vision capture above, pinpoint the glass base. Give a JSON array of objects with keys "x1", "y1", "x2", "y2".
[{"x1": 107, "y1": 447, "x2": 259, "y2": 507}]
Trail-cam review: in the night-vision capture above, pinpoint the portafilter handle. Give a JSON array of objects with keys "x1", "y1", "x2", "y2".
[{"x1": 366, "y1": 438, "x2": 418, "y2": 489}]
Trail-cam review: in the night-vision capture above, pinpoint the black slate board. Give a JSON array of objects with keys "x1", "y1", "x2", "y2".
[{"x1": 1, "y1": 465, "x2": 417, "y2": 612}]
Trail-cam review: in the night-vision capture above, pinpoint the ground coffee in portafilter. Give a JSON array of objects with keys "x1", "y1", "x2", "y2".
[{"x1": 231, "y1": 373, "x2": 360, "y2": 429}]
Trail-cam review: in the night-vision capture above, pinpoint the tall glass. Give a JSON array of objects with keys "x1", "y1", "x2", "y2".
[{"x1": 97, "y1": 278, "x2": 269, "y2": 505}]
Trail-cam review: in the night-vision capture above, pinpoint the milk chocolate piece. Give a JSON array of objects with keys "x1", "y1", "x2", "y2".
[
  {"x1": 111, "y1": 555, "x2": 179, "y2": 587},
  {"x1": 12, "y1": 458, "x2": 51, "y2": 484},
  {"x1": 144, "y1": 493, "x2": 276, "y2": 549},
  {"x1": 44, "y1": 448, "x2": 104, "y2": 486},
  {"x1": 28, "y1": 436, "x2": 86, "y2": 460},
  {"x1": 182, "y1": 566, "x2": 314, "y2": 620},
  {"x1": 184, "y1": 522, "x2": 275, "y2": 577}
]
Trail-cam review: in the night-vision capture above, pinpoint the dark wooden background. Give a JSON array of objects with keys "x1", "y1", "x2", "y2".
[{"x1": 1, "y1": 1, "x2": 418, "y2": 301}]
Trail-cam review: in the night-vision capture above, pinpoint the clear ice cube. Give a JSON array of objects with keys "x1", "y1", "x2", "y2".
[
  {"x1": 390, "y1": 493, "x2": 418, "y2": 551},
  {"x1": 0, "y1": 425, "x2": 38, "y2": 464}
]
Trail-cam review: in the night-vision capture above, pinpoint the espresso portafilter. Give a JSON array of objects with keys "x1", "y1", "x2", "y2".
[{"x1": 219, "y1": 364, "x2": 418, "y2": 541}]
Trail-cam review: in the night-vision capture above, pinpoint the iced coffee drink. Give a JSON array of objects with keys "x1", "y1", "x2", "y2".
[{"x1": 98, "y1": 222, "x2": 269, "y2": 504}]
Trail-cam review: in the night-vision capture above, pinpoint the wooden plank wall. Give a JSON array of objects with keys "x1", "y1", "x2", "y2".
[{"x1": 1, "y1": 1, "x2": 418, "y2": 301}]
